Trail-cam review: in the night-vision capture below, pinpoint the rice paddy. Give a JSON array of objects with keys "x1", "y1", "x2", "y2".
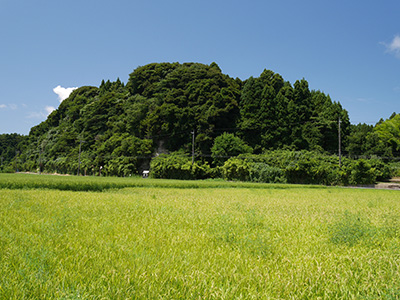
[{"x1": 1, "y1": 174, "x2": 400, "y2": 299}]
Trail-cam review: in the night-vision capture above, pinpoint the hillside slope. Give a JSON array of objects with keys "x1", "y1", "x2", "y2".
[{"x1": 15, "y1": 62, "x2": 350, "y2": 175}]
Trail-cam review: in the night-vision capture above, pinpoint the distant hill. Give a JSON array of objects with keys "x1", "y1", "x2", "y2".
[{"x1": 8, "y1": 61, "x2": 395, "y2": 176}]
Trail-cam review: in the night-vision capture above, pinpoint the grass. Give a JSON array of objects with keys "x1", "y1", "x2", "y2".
[
  {"x1": 0, "y1": 173, "x2": 316, "y2": 191},
  {"x1": 1, "y1": 174, "x2": 400, "y2": 298},
  {"x1": 0, "y1": 173, "x2": 289, "y2": 191}
]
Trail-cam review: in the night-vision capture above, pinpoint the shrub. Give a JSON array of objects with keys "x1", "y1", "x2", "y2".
[
  {"x1": 0, "y1": 165, "x2": 15, "y2": 173},
  {"x1": 222, "y1": 158, "x2": 250, "y2": 181},
  {"x1": 249, "y1": 163, "x2": 286, "y2": 183},
  {"x1": 150, "y1": 153, "x2": 210, "y2": 180},
  {"x1": 368, "y1": 159, "x2": 392, "y2": 181},
  {"x1": 285, "y1": 159, "x2": 316, "y2": 184},
  {"x1": 389, "y1": 162, "x2": 400, "y2": 177},
  {"x1": 211, "y1": 133, "x2": 252, "y2": 166},
  {"x1": 349, "y1": 159, "x2": 376, "y2": 185}
]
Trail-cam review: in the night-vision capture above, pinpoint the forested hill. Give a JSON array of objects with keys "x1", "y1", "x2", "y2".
[{"x1": 2, "y1": 62, "x2": 397, "y2": 177}]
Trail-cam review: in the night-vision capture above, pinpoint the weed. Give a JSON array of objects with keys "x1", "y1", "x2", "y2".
[{"x1": 328, "y1": 211, "x2": 376, "y2": 246}]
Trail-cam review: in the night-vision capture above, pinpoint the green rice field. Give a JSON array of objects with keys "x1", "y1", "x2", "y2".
[{"x1": 1, "y1": 174, "x2": 400, "y2": 299}]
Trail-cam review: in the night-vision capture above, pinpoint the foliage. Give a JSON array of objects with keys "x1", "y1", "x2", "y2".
[
  {"x1": 0, "y1": 133, "x2": 27, "y2": 171},
  {"x1": 238, "y1": 150, "x2": 342, "y2": 185},
  {"x1": 238, "y1": 71, "x2": 350, "y2": 153},
  {"x1": 127, "y1": 62, "x2": 241, "y2": 154},
  {"x1": 5, "y1": 63, "x2": 400, "y2": 185},
  {"x1": 248, "y1": 162, "x2": 286, "y2": 183},
  {"x1": 150, "y1": 152, "x2": 210, "y2": 180},
  {"x1": 346, "y1": 113, "x2": 400, "y2": 160},
  {"x1": 365, "y1": 113, "x2": 400, "y2": 158},
  {"x1": 222, "y1": 157, "x2": 251, "y2": 181},
  {"x1": 348, "y1": 159, "x2": 376, "y2": 185},
  {"x1": 211, "y1": 132, "x2": 252, "y2": 166},
  {"x1": 367, "y1": 158, "x2": 392, "y2": 181},
  {"x1": 220, "y1": 150, "x2": 382, "y2": 185},
  {"x1": 346, "y1": 123, "x2": 374, "y2": 158},
  {"x1": 95, "y1": 133, "x2": 153, "y2": 176}
]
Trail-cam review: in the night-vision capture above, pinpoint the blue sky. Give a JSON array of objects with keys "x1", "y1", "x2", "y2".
[{"x1": 0, "y1": 0, "x2": 399, "y2": 135}]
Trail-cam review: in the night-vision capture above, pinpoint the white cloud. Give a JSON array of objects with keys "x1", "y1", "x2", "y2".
[
  {"x1": 27, "y1": 106, "x2": 56, "y2": 119},
  {"x1": 384, "y1": 35, "x2": 400, "y2": 58},
  {"x1": 53, "y1": 85, "x2": 78, "y2": 102},
  {"x1": 0, "y1": 104, "x2": 18, "y2": 110},
  {"x1": 26, "y1": 111, "x2": 45, "y2": 119},
  {"x1": 45, "y1": 106, "x2": 55, "y2": 115}
]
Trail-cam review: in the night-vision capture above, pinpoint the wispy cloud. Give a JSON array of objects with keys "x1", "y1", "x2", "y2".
[
  {"x1": 45, "y1": 106, "x2": 55, "y2": 115},
  {"x1": 0, "y1": 104, "x2": 18, "y2": 110},
  {"x1": 53, "y1": 85, "x2": 78, "y2": 102},
  {"x1": 383, "y1": 35, "x2": 400, "y2": 58},
  {"x1": 27, "y1": 106, "x2": 55, "y2": 119},
  {"x1": 26, "y1": 111, "x2": 46, "y2": 119}
]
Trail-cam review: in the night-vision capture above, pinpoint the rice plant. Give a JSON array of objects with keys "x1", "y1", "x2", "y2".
[{"x1": 1, "y1": 176, "x2": 400, "y2": 298}]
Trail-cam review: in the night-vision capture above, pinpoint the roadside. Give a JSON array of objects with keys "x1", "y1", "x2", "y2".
[{"x1": 374, "y1": 177, "x2": 400, "y2": 190}]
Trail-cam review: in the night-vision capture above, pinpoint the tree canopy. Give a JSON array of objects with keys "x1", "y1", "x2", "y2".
[{"x1": 1, "y1": 62, "x2": 397, "y2": 180}]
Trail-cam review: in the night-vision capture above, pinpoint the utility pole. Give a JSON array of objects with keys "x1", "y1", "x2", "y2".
[
  {"x1": 338, "y1": 117, "x2": 342, "y2": 168},
  {"x1": 191, "y1": 130, "x2": 195, "y2": 165}
]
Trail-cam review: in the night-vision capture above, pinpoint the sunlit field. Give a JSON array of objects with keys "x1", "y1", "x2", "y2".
[{"x1": 1, "y1": 174, "x2": 400, "y2": 299}]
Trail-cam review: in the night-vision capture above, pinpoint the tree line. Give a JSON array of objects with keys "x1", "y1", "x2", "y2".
[{"x1": 0, "y1": 62, "x2": 399, "y2": 184}]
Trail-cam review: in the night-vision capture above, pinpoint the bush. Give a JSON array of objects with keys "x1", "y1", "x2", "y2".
[
  {"x1": 368, "y1": 159, "x2": 392, "y2": 181},
  {"x1": 349, "y1": 159, "x2": 376, "y2": 185},
  {"x1": 150, "y1": 153, "x2": 210, "y2": 180},
  {"x1": 389, "y1": 162, "x2": 400, "y2": 177},
  {"x1": 240, "y1": 150, "x2": 343, "y2": 185},
  {"x1": 283, "y1": 154, "x2": 342, "y2": 185},
  {"x1": 150, "y1": 150, "x2": 388, "y2": 185},
  {"x1": 249, "y1": 163, "x2": 286, "y2": 183},
  {"x1": 222, "y1": 158, "x2": 250, "y2": 181},
  {"x1": 211, "y1": 133, "x2": 252, "y2": 166},
  {"x1": 0, "y1": 165, "x2": 15, "y2": 173},
  {"x1": 285, "y1": 159, "x2": 316, "y2": 184}
]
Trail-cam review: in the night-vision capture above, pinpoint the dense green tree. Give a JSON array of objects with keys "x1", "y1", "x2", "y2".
[
  {"x1": 365, "y1": 114, "x2": 400, "y2": 157},
  {"x1": 11, "y1": 62, "x2": 377, "y2": 179},
  {"x1": 129, "y1": 63, "x2": 240, "y2": 154},
  {"x1": 238, "y1": 70, "x2": 290, "y2": 151},
  {"x1": 211, "y1": 133, "x2": 253, "y2": 166},
  {"x1": 346, "y1": 123, "x2": 374, "y2": 158},
  {"x1": 0, "y1": 133, "x2": 27, "y2": 170},
  {"x1": 238, "y1": 76, "x2": 264, "y2": 148}
]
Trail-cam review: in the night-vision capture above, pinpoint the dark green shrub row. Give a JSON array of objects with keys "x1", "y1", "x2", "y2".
[
  {"x1": 0, "y1": 165, "x2": 15, "y2": 173},
  {"x1": 220, "y1": 150, "x2": 390, "y2": 185},
  {"x1": 148, "y1": 150, "x2": 393, "y2": 185},
  {"x1": 150, "y1": 152, "x2": 211, "y2": 180}
]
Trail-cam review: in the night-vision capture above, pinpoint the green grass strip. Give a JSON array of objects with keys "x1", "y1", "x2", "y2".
[{"x1": 0, "y1": 173, "x2": 327, "y2": 192}]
